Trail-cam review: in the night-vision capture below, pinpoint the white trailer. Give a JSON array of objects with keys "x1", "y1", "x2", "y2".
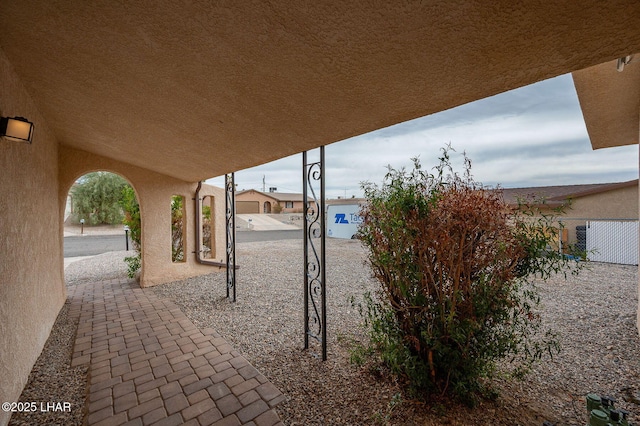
[{"x1": 327, "y1": 204, "x2": 362, "y2": 239}]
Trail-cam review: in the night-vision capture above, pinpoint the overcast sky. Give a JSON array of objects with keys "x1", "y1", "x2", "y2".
[{"x1": 207, "y1": 73, "x2": 639, "y2": 199}]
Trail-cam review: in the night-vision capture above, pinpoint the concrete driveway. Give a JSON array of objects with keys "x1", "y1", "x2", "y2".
[{"x1": 236, "y1": 214, "x2": 299, "y2": 231}]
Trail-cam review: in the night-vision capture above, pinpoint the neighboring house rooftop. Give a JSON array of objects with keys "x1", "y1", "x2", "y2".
[
  {"x1": 326, "y1": 198, "x2": 367, "y2": 206},
  {"x1": 237, "y1": 189, "x2": 311, "y2": 202},
  {"x1": 500, "y1": 179, "x2": 638, "y2": 207}
]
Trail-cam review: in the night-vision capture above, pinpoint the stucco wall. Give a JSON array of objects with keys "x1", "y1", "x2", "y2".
[
  {"x1": 557, "y1": 185, "x2": 639, "y2": 244},
  {"x1": 0, "y1": 49, "x2": 65, "y2": 426},
  {"x1": 59, "y1": 146, "x2": 227, "y2": 288},
  {"x1": 569, "y1": 185, "x2": 638, "y2": 219},
  {"x1": 283, "y1": 201, "x2": 305, "y2": 213}
]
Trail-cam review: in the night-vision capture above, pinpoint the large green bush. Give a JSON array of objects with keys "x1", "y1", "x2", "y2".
[
  {"x1": 356, "y1": 148, "x2": 581, "y2": 404},
  {"x1": 70, "y1": 172, "x2": 128, "y2": 225}
]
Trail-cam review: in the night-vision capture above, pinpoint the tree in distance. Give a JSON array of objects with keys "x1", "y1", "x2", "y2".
[{"x1": 70, "y1": 172, "x2": 130, "y2": 226}]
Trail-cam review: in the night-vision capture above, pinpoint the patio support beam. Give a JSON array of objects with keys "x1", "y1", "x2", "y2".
[
  {"x1": 226, "y1": 172, "x2": 236, "y2": 302},
  {"x1": 303, "y1": 146, "x2": 327, "y2": 360}
]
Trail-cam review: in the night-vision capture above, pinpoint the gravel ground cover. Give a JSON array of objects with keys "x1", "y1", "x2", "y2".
[
  {"x1": 65, "y1": 250, "x2": 130, "y2": 286},
  {"x1": 152, "y1": 239, "x2": 640, "y2": 425},
  {"x1": 11, "y1": 240, "x2": 640, "y2": 425},
  {"x1": 8, "y1": 301, "x2": 88, "y2": 426}
]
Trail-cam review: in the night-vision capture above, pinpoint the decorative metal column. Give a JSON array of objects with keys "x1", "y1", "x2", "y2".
[
  {"x1": 225, "y1": 173, "x2": 236, "y2": 302},
  {"x1": 303, "y1": 146, "x2": 327, "y2": 360}
]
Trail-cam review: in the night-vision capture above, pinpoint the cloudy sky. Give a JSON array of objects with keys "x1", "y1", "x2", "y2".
[{"x1": 207, "y1": 73, "x2": 638, "y2": 199}]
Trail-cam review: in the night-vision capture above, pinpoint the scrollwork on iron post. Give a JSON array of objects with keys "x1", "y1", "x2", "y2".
[
  {"x1": 225, "y1": 172, "x2": 236, "y2": 302},
  {"x1": 303, "y1": 146, "x2": 327, "y2": 360}
]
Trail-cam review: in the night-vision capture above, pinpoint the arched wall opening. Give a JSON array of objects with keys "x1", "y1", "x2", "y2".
[
  {"x1": 59, "y1": 145, "x2": 228, "y2": 288},
  {"x1": 62, "y1": 170, "x2": 142, "y2": 283}
]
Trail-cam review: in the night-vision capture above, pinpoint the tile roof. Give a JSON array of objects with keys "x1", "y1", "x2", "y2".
[
  {"x1": 499, "y1": 180, "x2": 638, "y2": 206},
  {"x1": 236, "y1": 190, "x2": 310, "y2": 202}
]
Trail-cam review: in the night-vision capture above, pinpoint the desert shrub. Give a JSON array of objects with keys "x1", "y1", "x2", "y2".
[
  {"x1": 123, "y1": 253, "x2": 141, "y2": 279},
  {"x1": 356, "y1": 148, "x2": 581, "y2": 404}
]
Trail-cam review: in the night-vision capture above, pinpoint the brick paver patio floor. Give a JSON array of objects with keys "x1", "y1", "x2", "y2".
[{"x1": 67, "y1": 278, "x2": 285, "y2": 426}]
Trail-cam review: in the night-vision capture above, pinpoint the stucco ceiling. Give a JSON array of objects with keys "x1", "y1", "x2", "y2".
[
  {"x1": 573, "y1": 58, "x2": 640, "y2": 150},
  {"x1": 1, "y1": 1, "x2": 640, "y2": 182}
]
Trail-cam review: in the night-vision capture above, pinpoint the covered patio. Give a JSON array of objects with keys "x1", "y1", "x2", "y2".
[{"x1": 1, "y1": 2, "x2": 640, "y2": 425}]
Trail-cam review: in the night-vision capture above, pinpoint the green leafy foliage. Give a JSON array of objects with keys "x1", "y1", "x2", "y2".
[
  {"x1": 202, "y1": 204, "x2": 212, "y2": 256},
  {"x1": 202, "y1": 205, "x2": 211, "y2": 221},
  {"x1": 119, "y1": 185, "x2": 141, "y2": 278},
  {"x1": 70, "y1": 172, "x2": 128, "y2": 225},
  {"x1": 119, "y1": 186, "x2": 140, "y2": 249},
  {"x1": 171, "y1": 195, "x2": 184, "y2": 262},
  {"x1": 356, "y1": 147, "x2": 582, "y2": 404},
  {"x1": 123, "y1": 254, "x2": 141, "y2": 279}
]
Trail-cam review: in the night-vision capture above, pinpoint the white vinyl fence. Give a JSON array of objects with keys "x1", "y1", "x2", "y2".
[{"x1": 586, "y1": 220, "x2": 638, "y2": 265}]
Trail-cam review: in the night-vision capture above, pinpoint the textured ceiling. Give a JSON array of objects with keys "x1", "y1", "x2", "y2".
[
  {"x1": 1, "y1": 1, "x2": 640, "y2": 182},
  {"x1": 573, "y1": 59, "x2": 640, "y2": 149}
]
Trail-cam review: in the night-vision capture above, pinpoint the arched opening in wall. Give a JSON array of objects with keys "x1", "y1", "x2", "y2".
[
  {"x1": 171, "y1": 195, "x2": 186, "y2": 263},
  {"x1": 201, "y1": 195, "x2": 215, "y2": 259},
  {"x1": 63, "y1": 171, "x2": 141, "y2": 285},
  {"x1": 263, "y1": 201, "x2": 271, "y2": 213}
]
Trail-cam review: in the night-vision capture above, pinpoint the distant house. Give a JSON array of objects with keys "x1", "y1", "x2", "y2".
[
  {"x1": 500, "y1": 179, "x2": 638, "y2": 247},
  {"x1": 235, "y1": 189, "x2": 310, "y2": 214},
  {"x1": 500, "y1": 180, "x2": 638, "y2": 216}
]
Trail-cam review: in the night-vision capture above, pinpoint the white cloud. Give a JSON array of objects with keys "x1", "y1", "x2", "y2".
[{"x1": 207, "y1": 74, "x2": 638, "y2": 198}]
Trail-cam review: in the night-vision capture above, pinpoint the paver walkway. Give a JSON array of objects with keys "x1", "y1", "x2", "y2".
[{"x1": 67, "y1": 278, "x2": 285, "y2": 426}]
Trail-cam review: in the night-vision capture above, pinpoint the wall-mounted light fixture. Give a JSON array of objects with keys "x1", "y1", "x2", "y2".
[{"x1": 0, "y1": 116, "x2": 34, "y2": 143}]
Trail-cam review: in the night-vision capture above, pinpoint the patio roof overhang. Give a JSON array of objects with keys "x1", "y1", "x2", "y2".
[
  {"x1": 1, "y1": 2, "x2": 640, "y2": 182},
  {"x1": 573, "y1": 58, "x2": 640, "y2": 150}
]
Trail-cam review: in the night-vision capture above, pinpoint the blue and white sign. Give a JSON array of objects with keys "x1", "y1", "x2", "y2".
[{"x1": 327, "y1": 204, "x2": 362, "y2": 239}]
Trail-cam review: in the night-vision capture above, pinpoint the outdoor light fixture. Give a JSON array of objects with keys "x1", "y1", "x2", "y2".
[{"x1": 0, "y1": 116, "x2": 34, "y2": 143}]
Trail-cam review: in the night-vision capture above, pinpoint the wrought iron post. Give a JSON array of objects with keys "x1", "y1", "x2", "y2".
[
  {"x1": 225, "y1": 173, "x2": 236, "y2": 302},
  {"x1": 303, "y1": 146, "x2": 326, "y2": 360}
]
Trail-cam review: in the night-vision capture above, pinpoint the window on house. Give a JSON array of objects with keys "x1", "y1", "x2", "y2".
[{"x1": 285, "y1": 201, "x2": 294, "y2": 209}]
